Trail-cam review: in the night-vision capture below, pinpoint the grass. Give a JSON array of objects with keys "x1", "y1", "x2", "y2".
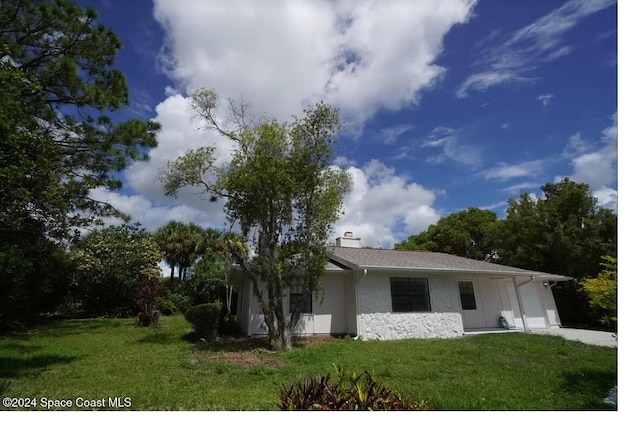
[{"x1": 0, "y1": 315, "x2": 617, "y2": 410}]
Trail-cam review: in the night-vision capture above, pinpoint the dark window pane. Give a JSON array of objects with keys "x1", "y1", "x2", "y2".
[
  {"x1": 290, "y1": 284, "x2": 312, "y2": 313},
  {"x1": 390, "y1": 278, "x2": 431, "y2": 313},
  {"x1": 458, "y1": 281, "x2": 477, "y2": 310}
]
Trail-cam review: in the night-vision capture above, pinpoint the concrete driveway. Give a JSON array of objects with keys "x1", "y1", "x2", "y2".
[{"x1": 530, "y1": 328, "x2": 617, "y2": 347}]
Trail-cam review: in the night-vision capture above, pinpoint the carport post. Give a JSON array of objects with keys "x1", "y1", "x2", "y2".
[{"x1": 512, "y1": 276, "x2": 533, "y2": 332}]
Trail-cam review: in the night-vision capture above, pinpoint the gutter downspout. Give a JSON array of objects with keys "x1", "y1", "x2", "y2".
[
  {"x1": 355, "y1": 269, "x2": 367, "y2": 338},
  {"x1": 513, "y1": 276, "x2": 536, "y2": 332}
]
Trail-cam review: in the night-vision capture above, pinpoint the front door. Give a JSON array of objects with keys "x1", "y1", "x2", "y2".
[{"x1": 458, "y1": 280, "x2": 486, "y2": 330}]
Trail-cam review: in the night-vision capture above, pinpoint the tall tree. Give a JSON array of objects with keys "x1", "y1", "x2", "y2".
[
  {"x1": 0, "y1": 0, "x2": 160, "y2": 238},
  {"x1": 497, "y1": 178, "x2": 617, "y2": 280},
  {"x1": 497, "y1": 178, "x2": 617, "y2": 328},
  {"x1": 395, "y1": 207, "x2": 500, "y2": 260},
  {"x1": 71, "y1": 224, "x2": 163, "y2": 317},
  {"x1": 154, "y1": 221, "x2": 208, "y2": 282},
  {"x1": 154, "y1": 221, "x2": 183, "y2": 283},
  {"x1": 1, "y1": 1, "x2": 158, "y2": 328},
  {"x1": 162, "y1": 88, "x2": 351, "y2": 350}
]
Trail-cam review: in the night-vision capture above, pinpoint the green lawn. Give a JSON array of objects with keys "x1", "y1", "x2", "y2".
[{"x1": 0, "y1": 315, "x2": 616, "y2": 410}]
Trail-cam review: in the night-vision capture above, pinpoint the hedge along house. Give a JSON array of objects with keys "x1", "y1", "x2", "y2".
[{"x1": 235, "y1": 233, "x2": 572, "y2": 340}]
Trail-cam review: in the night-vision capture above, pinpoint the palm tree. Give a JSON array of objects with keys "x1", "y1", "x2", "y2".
[{"x1": 154, "y1": 220, "x2": 183, "y2": 283}]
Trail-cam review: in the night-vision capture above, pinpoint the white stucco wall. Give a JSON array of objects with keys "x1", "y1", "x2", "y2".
[
  {"x1": 540, "y1": 284, "x2": 562, "y2": 327},
  {"x1": 243, "y1": 274, "x2": 349, "y2": 336},
  {"x1": 501, "y1": 278, "x2": 562, "y2": 330},
  {"x1": 343, "y1": 277, "x2": 357, "y2": 335},
  {"x1": 356, "y1": 272, "x2": 464, "y2": 340}
]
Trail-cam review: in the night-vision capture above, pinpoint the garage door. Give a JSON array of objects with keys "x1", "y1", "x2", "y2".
[{"x1": 506, "y1": 282, "x2": 547, "y2": 329}]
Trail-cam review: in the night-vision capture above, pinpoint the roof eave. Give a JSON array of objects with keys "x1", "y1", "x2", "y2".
[{"x1": 354, "y1": 264, "x2": 572, "y2": 280}]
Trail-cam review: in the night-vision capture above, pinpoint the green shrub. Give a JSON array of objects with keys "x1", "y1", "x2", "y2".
[
  {"x1": 156, "y1": 297, "x2": 179, "y2": 316},
  {"x1": 184, "y1": 302, "x2": 223, "y2": 341},
  {"x1": 168, "y1": 293, "x2": 192, "y2": 314},
  {"x1": 280, "y1": 365, "x2": 431, "y2": 410}
]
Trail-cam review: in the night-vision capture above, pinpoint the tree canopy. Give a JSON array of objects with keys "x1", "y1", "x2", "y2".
[
  {"x1": 582, "y1": 256, "x2": 617, "y2": 326},
  {"x1": 0, "y1": 0, "x2": 160, "y2": 238},
  {"x1": 497, "y1": 178, "x2": 616, "y2": 280},
  {"x1": 395, "y1": 207, "x2": 499, "y2": 261},
  {"x1": 71, "y1": 224, "x2": 163, "y2": 317},
  {"x1": 162, "y1": 88, "x2": 351, "y2": 350},
  {"x1": 1, "y1": 0, "x2": 159, "y2": 329}
]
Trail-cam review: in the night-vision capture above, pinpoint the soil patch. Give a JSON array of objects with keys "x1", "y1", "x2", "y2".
[{"x1": 202, "y1": 351, "x2": 284, "y2": 369}]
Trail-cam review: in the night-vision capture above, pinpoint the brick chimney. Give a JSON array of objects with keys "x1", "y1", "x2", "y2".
[{"x1": 336, "y1": 231, "x2": 361, "y2": 248}]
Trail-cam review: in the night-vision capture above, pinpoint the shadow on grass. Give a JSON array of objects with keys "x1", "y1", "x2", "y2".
[
  {"x1": 0, "y1": 342, "x2": 43, "y2": 353},
  {"x1": 560, "y1": 369, "x2": 617, "y2": 410},
  {"x1": 3, "y1": 318, "x2": 130, "y2": 341},
  {"x1": 181, "y1": 331, "x2": 271, "y2": 353},
  {"x1": 0, "y1": 355, "x2": 78, "y2": 378},
  {"x1": 182, "y1": 332, "x2": 344, "y2": 354}
]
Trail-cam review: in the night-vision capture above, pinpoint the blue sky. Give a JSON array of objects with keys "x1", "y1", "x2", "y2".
[{"x1": 80, "y1": 0, "x2": 619, "y2": 248}]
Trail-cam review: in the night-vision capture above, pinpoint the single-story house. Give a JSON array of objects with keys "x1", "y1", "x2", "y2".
[{"x1": 235, "y1": 232, "x2": 572, "y2": 340}]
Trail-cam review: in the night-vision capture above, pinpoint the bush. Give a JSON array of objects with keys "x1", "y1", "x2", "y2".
[
  {"x1": 280, "y1": 365, "x2": 431, "y2": 410},
  {"x1": 168, "y1": 293, "x2": 192, "y2": 314},
  {"x1": 156, "y1": 298, "x2": 179, "y2": 316},
  {"x1": 184, "y1": 302, "x2": 223, "y2": 341}
]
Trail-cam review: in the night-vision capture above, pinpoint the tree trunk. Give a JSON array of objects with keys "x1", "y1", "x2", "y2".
[
  {"x1": 170, "y1": 265, "x2": 175, "y2": 282},
  {"x1": 281, "y1": 326, "x2": 292, "y2": 350}
]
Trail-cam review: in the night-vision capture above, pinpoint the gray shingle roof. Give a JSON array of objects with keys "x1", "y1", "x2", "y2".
[{"x1": 328, "y1": 247, "x2": 571, "y2": 280}]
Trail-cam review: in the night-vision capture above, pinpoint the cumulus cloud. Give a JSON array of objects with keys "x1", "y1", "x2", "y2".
[
  {"x1": 592, "y1": 187, "x2": 617, "y2": 213},
  {"x1": 99, "y1": 98, "x2": 443, "y2": 246},
  {"x1": 93, "y1": 1, "x2": 480, "y2": 242},
  {"x1": 332, "y1": 160, "x2": 441, "y2": 248},
  {"x1": 567, "y1": 112, "x2": 617, "y2": 191},
  {"x1": 153, "y1": 0, "x2": 476, "y2": 130},
  {"x1": 457, "y1": 0, "x2": 615, "y2": 97},
  {"x1": 91, "y1": 0, "x2": 480, "y2": 239},
  {"x1": 554, "y1": 111, "x2": 617, "y2": 212},
  {"x1": 90, "y1": 94, "x2": 237, "y2": 234}
]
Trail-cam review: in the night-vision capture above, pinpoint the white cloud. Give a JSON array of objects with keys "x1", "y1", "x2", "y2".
[
  {"x1": 554, "y1": 112, "x2": 617, "y2": 212},
  {"x1": 88, "y1": 189, "x2": 223, "y2": 233},
  {"x1": 501, "y1": 182, "x2": 542, "y2": 195},
  {"x1": 536, "y1": 93, "x2": 554, "y2": 106},
  {"x1": 94, "y1": 1, "x2": 481, "y2": 243},
  {"x1": 423, "y1": 126, "x2": 482, "y2": 166},
  {"x1": 153, "y1": 0, "x2": 476, "y2": 130},
  {"x1": 563, "y1": 132, "x2": 590, "y2": 158},
  {"x1": 567, "y1": 112, "x2": 617, "y2": 191},
  {"x1": 458, "y1": 0, "x2": 616, "y2": 97},
  {"x1": 592, "y1": 187, "x2": 617, "y2": 213},
  {"x1": 456, "y1": 71, "x2": 532, "y2": 98},
  {"x1": 378, "y1": 124, "x2": 413, "y2": 144},
  {"x1": 482, "y1": 159, "x2": 546, "y2": 181},
  {"x1": 332, "y1": 160, "x2": 440, "y2": 248}
]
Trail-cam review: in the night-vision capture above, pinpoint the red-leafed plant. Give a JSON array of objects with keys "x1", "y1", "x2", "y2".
[
  {"x1": 136, "y1": 277, "x2": 165, "y2": 327},
  {"x1": 280, "y1": 364, "x2": 431, "y2": 410}
]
